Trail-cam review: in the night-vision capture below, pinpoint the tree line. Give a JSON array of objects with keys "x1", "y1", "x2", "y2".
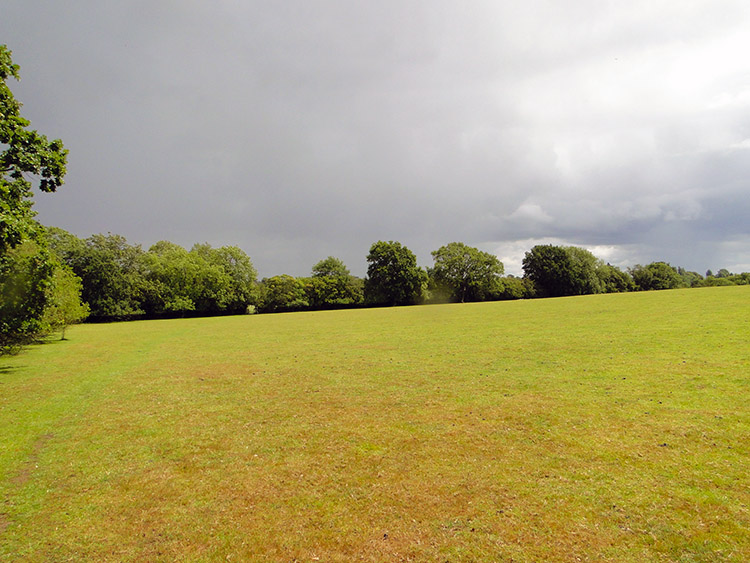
[{"x1": 1, "y1": 43, "x2": 748, "y2": 352}]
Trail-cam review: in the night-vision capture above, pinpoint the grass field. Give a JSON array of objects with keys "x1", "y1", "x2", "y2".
[{"x1": 1, "y1": 286, "x2": 749, "y2": 561}]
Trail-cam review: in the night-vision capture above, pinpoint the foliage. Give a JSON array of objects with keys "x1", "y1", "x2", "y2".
[
  {"x1": 364, "y1": 240, "x2": 426, "y2": 306},
  {"x1": 630, "y1": 262, "x2": 684, "y2": 291},
  {"x1": 0, "y1": 240, "x2": 55, "y2": 352},
  {"x1": 522, "y1": 245, "x2": 573, "y2": 297},
  {"x1": 140, "y1": 241, "x2": 199, "y2": 314},
  {"x1": 48, "y1": 229, "x2": 258, "y2": 319},
  {"x1": 43, "y1": 265, "x2": 89, "y2": 339},
  {"x1": 303, "y1": 276, "x2": 364, "y2": 309},
  {"x1": 430, "y1": 242, "x2": 504, "y2": 302},
  {"x1": 696, "y1": 270, "x2": 749, "y2": 287},
  {"x1": 188, "y1": 243, "x2": 258, "y2": 313},
  {"x1": 1, "y1": 46, "x2": 67, "y2": 254},
  {"x1": 675, "y1": 267, "x2": 703, "y2": 288},
  {"x1": 596, "y1": 263, "x2": 634, "y2": 293},
  {"x1": 258, "y1": 274, "x2": 309, "y2": 313},
  {"x1": 312, "y1": 256, "x2": 350, "y2": 278},
  {"x1": 65, "y1": 233, "x2": 147, "y2": 318},
  {"x1": 0, "y1": 46, "x2": 67, "y2": 350},
  {"x1": 522, "y1": 245, "x2": 602, "y2": 297},
  {"x1": 491, "y1": 275, "x2": 535, "y2": 300},
  {"x1": 304, "y1": 256, "x2": 363, "y2": 309}
]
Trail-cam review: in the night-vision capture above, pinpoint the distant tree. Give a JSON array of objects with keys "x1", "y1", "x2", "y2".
[
  {"x1": 697, "y1": 276, "x2": 735, "y2": 287},
  {"x1": 716, "y1": 268, "x2": 731, "y2": 278},
  {"x1": 677, "y1": 267, "x2": 703, "y2": 288},
  {"x1": 565, "y1": 246, "x2": 604, "y2": 295},
  {"x1": 189, "y1": 243, "x2": 258, "y2": 313},
  {"x1": 522, "y1": 245, "x2": 574, "y2": 297},
  {"x1": 596, "y1": 263, "x2": 634, "y2": 293},
  {"x1": 43, "y1": 265, "x2": 89, "y2": 339},
  {"x1": 629, "y1": 262, "x2": 683, "y2": 291},
  {"x1": 258, "y1": 275, "x2": 309, "y2": 313},
  {"x1": 491, "y1": 276, "x2": 534, "y2": 300},
  {"x1": 305, "y1": 257, "x2": 363, "y2": 309},
  {"x1": 212, "y1": 245, "x2": 258, "y2": 311},
  {"x1": 522, "y1": 245, "x2": 620, "y2": 297},
  {"x1": 51, "y1": 232, "x2": 146, "y2": 319},
  {"x1": 430, "y1": 242, "x2": 504, "y2": 302},
  {"x1": 141, "y1": 241, "x2": 199, "y2": 314},
  {"x1": 364, "y1": 241, "x2": 426, "y2": 306},
  {"x1": 312, "y1": 256, "x2": 350, "y2": 278},
  {"x1": 522, "y1": 245, "x2": 604, "y2": 297}
]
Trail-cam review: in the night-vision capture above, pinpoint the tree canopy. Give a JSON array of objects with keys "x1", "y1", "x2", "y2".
[
  {"x1": 522, "y1": 245, "x2": 631, "y2": 297},
  {"x1": 630, "y1": 262, "x2": 683, "y2": 291},
  {"x1": 312, "y1": 256, "x2": 350, "y2": 278},
  {"x1": 48, "y1": 229, "x2": 259, "y2": 320},
  {"x1": 1, "y1": 46, "x2": 77, "y2": 351},
  {"x1": 430, "y1": 242, "x2": 504, "y2": 302},
  {"x1": 1, "y1": 45, "x2": 67, "y2": 253},
  {"x1": 365, "y1": 241, "x2": 426, "y2": 306}
]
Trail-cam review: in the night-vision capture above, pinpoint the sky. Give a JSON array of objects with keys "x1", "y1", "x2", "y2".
[{"x1": 3, "y1": 1, "x2": 750, "y2": 277}]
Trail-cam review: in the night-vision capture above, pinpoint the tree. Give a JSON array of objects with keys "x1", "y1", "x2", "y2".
[
  {"x1": 43, "y1": 265, "x2": 89, "y2": 339},
  {"x1": 565, "y1": 246, "x2": 604, "y2": 295},
  {"x1": 312, "y1": 256, "x2": 350, "y2": 278},
  {"x1": 430, "y1": 242, "x2": 504, "y2": 302},
  {"x1": 596, "y1": 263, "x2": 634, "y2": 293},
  {"x1": 1, "y1": 46, "x2": 68, "y2": 350},
  {"x1": 52, "y1": 232, "x2": 147, "y2": 319},
  {"x1": 491, "y1": 276, "x2": 534, "y2": 300},
  {"x1": 364, "y1": 241, "x2": 426, "y2": 306},
  {"x1": 0, "y1": 240, "x2": 55, "y2": 352},
  {"x1": 629, "y1": 262, "x2": 683, "y2": 291},
  {"x1": 211, "y1": 245, "x2": 258, "y2": 312},
  {"x1": 677, "y1": 267, "x2": 703, "y2": 288},
  {"x1": 522, "y1": 245, "x2": 608, "y2": 297},
  {"x1": 1, "y1": 46, "x2": 67, "y2": 254},
  {"x1": 305, "y1": 257, "x2": 363, "y2": 309},
  {"x1": 189, "y1": 243, "x2": 257, "y2": 313},
  {"x1": 141, "y1": 241, "x2": 200, "y2": 314},
  {"x1": 258, "y1": 275, "x2": 309, "y2": 313}
]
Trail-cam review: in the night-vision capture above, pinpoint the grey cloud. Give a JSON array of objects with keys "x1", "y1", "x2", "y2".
[{"x1": 4, "y1": 1, "x2": 750, "y2": 277}]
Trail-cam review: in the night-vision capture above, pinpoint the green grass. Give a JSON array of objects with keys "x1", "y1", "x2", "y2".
[{"x1": 1, "y1": 286, "x2": 749, "y2": 561}]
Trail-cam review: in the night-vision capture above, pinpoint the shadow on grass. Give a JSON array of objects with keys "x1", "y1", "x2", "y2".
[{"x1": 0, "y1": 364, "x2": 22, "y2": 376}]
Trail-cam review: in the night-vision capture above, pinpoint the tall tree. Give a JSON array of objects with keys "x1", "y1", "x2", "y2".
[
  {"x1": 1, "y1": 45, "x2": 68, "y2": 350},
  {"x1": 430, "y1": 242, "x2": 504, "y2": 302},
  {"x1": 522, "y1": 245, "x2": 606, "y2": 297},
  {"x1": 190, "y1": 243, "x2": 258, "y2": 313},
  {"x1": 522, "y1": 245, "x2": 576, "y2": 297},
  {"x1": 306, "y1": 257, "x2": 363, "y2": 309},
  {"x1": 59, "y1": 233, "x2": 147, "y2": 319},
  {"x1": 1, "y1": 45, "x2": 67, "y2": 253},
  {"x1": 364, "y1": 241, "x2": 426, "y2": 306}
]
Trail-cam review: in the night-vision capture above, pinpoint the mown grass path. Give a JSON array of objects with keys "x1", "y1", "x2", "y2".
[{"x1": 1, "y1": 287, "x2": 749, "y2": 561}]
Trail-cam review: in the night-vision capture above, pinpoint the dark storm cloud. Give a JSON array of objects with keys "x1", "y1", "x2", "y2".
[{"x1": 3, "y1": 1, "x2": 750, "y2": 276}]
